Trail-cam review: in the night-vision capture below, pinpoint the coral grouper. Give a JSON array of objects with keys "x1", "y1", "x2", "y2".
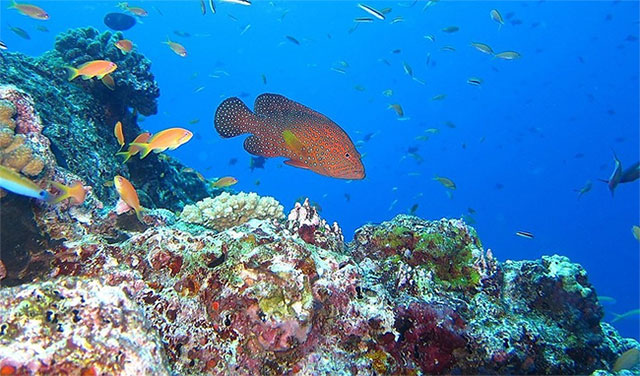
[{"x1": 214, "y1": 93, "x2": 365, "y2": 180}]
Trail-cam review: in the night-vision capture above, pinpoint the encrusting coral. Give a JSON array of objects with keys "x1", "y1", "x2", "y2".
[
  {"x1": 0, "y1": 277, "x2": 170, "y2": 375},
  {"x1": 0, "y1": 97, "x2": 45, "y2": 178},
  {"x1": 180, "y1": 192, "x2": 284, "y2": 231}
]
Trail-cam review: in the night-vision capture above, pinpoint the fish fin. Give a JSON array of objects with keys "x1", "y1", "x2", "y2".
[
  {"x1": 135, "y1": 207, "x2": 145, "y2": 222},
  {"x1": 130, "y1": 142, "x2": 151, "y2": 158},
  {"x1": 254, "y1": 93, "x2": 329, "y2": 123},
  {"x1": 81, "y1": 75, "x2": 92, "y2": 80},
  {"x1": 8, "y1": 0, "x2": 16, "y2": 9},
  {"x1": 101, "y1": 75, "x2": 115, "y2": 90},
  {"x1": 244, "y1": 135, "x2": 282, "y2": 158},
  {"x1": 49, "y1": 181, "x2": 70, "y2": 204},
  {"x1": 116, "y1": 151, "x2": 132, "y2": 163},
  {"x1": 282, "y1": 129, "x2": 305, "y2": 156},
  {"x1": 66, "y1": 67, "x2": 79, "y2": 81},
  {"x1": 284, "y1": 159, "x2": 310, "y2": 170},
  {"x1": 214, "y1": 97, "x2": 257, "y2": 138}
]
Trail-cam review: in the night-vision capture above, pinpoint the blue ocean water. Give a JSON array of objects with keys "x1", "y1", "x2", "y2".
[{"x1": 2, "y1": 0, "x2": 638, "y2": 339}]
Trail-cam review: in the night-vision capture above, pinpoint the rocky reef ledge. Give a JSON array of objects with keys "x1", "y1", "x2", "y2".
[{"x1": 0, "y1": 195, "x2": 637, "y2": 375}]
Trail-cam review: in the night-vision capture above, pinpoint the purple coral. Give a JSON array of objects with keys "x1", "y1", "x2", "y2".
[{"x1": 381, "y1": 302, "x2": 467, "y2": 374}]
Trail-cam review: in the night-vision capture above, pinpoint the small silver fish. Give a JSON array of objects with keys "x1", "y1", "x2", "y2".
[
  {"x1": 495, "y1": 51, "x2": 521, "y2": 60},
  {"x1": 220, "y1": 0, "x2": 251, "y2": 4},
  {"x1": 515, "y1": 231, "x2": 534, "y2": 239},
  {"x1": 357, "y1": 3, "x2": 385, "y2": 20},
  {"x1": 490, "y1": 9, "x2": 504, "y2": 27}
]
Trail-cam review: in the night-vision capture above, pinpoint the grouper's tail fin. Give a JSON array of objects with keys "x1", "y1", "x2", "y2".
[{"x1": 214, "y1": 97, "x2": 256, "y2": 138}]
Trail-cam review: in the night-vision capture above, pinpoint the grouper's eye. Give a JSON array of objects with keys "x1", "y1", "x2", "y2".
[{"x1": 345, "y1": 153, "x2": 351, "y2": 158}]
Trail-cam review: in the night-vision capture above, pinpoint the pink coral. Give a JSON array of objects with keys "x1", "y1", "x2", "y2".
[{"x1": 0, "y1": 86, "x2": 43, "y2": 134}]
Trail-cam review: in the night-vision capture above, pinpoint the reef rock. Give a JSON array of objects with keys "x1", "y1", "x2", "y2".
[
  {"x1": 1, "y1": 194, "x2": 635, "y2": 375},
  {"x1": 0, "y1": 277, "x2": 169, "y2": 375}
]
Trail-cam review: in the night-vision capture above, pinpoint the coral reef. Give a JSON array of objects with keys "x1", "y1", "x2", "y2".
[
  {"x1": 0, "y1": 29, "x2": 217, "y2": 210},
  {"x1": 180, "y1": 192, "x2": 284, "y2": 231},
  {"x1": 0, "y1": 88, "x2": 51, "y2": 179},
  {"x1": 0, "y1": 277, "x2": 170, "y2": 375},
  {"x1": 0, "y1": 27, "x2": 637, "y2": 376},
  {"x1": 1, "y1": 191, "x2": 635, "y2": 375},
  {"x1": 52, "y1": 27, "x2": 159, "y2": 116}
]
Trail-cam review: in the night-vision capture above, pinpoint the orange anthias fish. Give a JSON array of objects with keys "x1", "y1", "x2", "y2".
[
  {"x1": 130, "y1": 128, "x2": 192, "y2": 159},
  {"x1": 114, "y1": 175, "x2": 144, "y2": 221},
  {"x1": 214, "y1": 93, "x2": 365, "y2": 180},
  {"x1": 117, "y1": 132, "x2": 151, "y2": 162},
  {"x1": 9, "y1": 0, "x2": 49, "y2": 20},
  {"x1": 66, "y1": 60, "x2": 117, "y2": 81},
  {"x1": 50, "y1": 181, "x2": 86, "y2": 205},
  {"x1": 213, "y1": 176, "x2": 238, "y2": 188},
  {"x1": 119, "y1": 2, "x2": 148, "y2": 16},
  {"x1": 115, "y1": 39, "x2": 133, "y2": 54},
  {"x1": 114, "y1": 121, "x2": 125, "y2": 149},
  {"x1": 163, "y1": 38, "x2": 187, "y2": 57}
]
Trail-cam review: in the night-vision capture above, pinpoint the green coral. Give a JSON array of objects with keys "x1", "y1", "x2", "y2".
[
  {"x1": 414, "y1": 233, "x2": 480, "y2": 290},
  {"x1": 370, "y1": 219, "x2": 482, "y2": 291},
  {"x1": 372, "y1": 225, "x2": 413, "y2": 250}
]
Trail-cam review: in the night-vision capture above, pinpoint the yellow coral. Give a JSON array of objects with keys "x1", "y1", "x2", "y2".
[
  {"x1": 3, "y1": 145, "x2": 33, "y2": 171},
  {"x1": 21, "y1": 157, "x2": 44, "y2": 176},
  {"x1": 0, "y1": 100, "x2": 16, "y2": 130},
  {"x1": 0, "y1": 128, "x2": 13, "y2": 148},
  {"x1": 3, "y1": 134, "x2": 25, "y2": 153},
  {"x1": 0, "y1": 88, "x2": 48, "y2": 179}
]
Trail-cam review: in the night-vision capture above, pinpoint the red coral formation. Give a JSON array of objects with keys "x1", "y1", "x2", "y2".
[{"x1": 383, "y1": 302, "x2": 467, "y2": 374}]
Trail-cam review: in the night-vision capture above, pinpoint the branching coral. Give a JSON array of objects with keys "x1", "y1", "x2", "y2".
[{"x1": 180, "y1": 192, "x2": 284, "y2": 231}]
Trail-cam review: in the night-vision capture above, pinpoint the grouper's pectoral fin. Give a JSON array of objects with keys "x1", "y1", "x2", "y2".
[{"x1": 284, "y1": 159, "x2": 310, "y2": 170}]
